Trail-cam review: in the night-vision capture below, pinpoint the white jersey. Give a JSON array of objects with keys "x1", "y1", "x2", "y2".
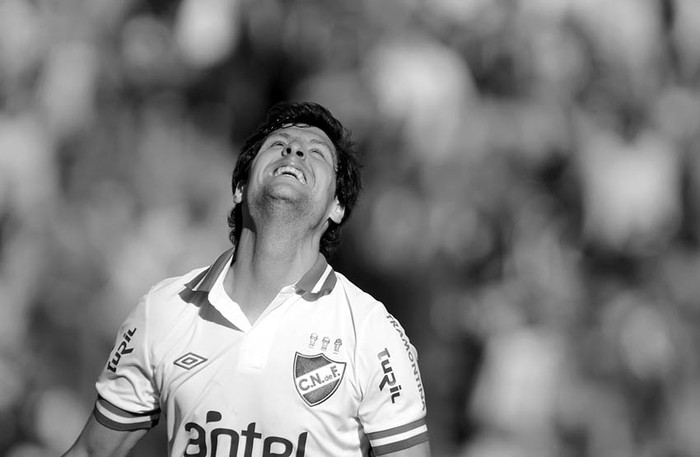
[{"x1": 93, "y1": 249, "x2": 429, "y2": 456}]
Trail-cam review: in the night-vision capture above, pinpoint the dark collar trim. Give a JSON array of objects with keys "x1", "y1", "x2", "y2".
[
  {"x1": 295, "y1": 254, "x2": 336, "y2": 296},
  {"x1": 185, "y1": 248, "x2": 336, "y2": 298},
  {"x1": 186, "y1": 248, "x2": 234, "y2": 293}
]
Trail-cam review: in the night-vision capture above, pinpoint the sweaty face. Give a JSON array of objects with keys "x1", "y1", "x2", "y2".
[{"x1": 237, "y1": 124, "x2": 345, "y2": 227}]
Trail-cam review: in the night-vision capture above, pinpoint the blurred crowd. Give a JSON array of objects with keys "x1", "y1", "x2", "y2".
[{"x1": 2, "y1": 0, "x2": 700, "y2": 456}]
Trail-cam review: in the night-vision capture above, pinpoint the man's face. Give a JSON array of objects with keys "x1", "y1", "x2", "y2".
[{"x1": 236, "y1": 124, "x2": 345, "y2": 228}]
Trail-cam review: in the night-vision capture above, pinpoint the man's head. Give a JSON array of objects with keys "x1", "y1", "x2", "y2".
[{"x1": 227, "y1": 101, "x2": 362, "y2": 257}]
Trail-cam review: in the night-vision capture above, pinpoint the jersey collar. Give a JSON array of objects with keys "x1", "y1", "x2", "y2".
[{"x1": 186, "y1": 248, "x2": 337, "y2": 299}]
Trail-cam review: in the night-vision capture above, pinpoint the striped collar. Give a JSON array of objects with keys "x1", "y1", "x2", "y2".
[{"x1": 186, "y1": 248, "x2": 337, "y2": 299}]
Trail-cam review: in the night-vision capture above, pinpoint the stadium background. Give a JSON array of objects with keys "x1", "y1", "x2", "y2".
[{"x1": 2, "y1": 0, "x2": 700, "y2": 456}]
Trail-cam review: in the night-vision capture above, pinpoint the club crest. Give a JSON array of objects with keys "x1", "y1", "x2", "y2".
[{"x1": 293, "y1": 352, "x2": 346, "y2": 407}]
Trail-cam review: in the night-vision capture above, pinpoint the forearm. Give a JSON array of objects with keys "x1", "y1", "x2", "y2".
[{"x1": 61, "y1": 416, "x2": 147, "y2": 457}]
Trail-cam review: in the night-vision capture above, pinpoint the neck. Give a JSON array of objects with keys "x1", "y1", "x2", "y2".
[
  {"x1": 225, "y1": 214, "x2": 322, "y2": 321},
  {"x1": 236, "y1": 227, "x2": 319, "y2": 284}
]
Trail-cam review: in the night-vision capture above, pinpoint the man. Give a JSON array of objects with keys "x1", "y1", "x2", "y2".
[{"x1": 62, "y1": 102, "x2": 430, "y2": 457}]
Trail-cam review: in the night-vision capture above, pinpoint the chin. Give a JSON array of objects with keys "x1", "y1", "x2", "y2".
[
  {"x1": 249, "y1": 185, "x2": 307, "y2": 215},
  {"x1": 266, "y1": 183, "x2": 307, "y2": 202}
]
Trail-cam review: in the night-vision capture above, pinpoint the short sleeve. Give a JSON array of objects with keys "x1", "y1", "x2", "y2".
[
  {"x1": 93, "y1": 290, "x2": 161, "y2": 431},
  {"x1": 356, "y1": 305, "x2": 429, "y2": 455}
]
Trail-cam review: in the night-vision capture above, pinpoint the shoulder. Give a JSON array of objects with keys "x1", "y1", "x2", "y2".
[
  {"x1": 332, "y1": 271, "x2": 386, "y2": 314},
  {"x1": 333, "y1": 271, "x2": 417, "y2": 345},
  {"x1": 332, "y1": 271, "x2": 402, "y2": 333},
  {"x1": 149, "y1": 266, "x2": 208, "y2": 299},
  {"x1": 137, "y1": 265, "x2": 209, "y2": 324}
]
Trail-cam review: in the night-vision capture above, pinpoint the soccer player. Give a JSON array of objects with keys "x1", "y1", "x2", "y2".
[{"x1": 61, "y1": 102, "x2": 430, "y2": 457}]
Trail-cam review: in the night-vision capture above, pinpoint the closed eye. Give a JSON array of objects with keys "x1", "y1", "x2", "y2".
[{"x1": 311, "y1": 148, "x2": 332, "y2": 163}]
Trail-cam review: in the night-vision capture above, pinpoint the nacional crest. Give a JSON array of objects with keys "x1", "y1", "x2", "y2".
[{"x1": 293, "y1": 352, "x2": 346, "y2": 407}]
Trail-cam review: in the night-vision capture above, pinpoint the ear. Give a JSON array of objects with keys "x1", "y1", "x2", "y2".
[
  {"x1": 233, "y1": 183, "x2": 244, "y2": 204},
  {"x1": 329, "y1": 198, "x2": 345, "y2": 225}
]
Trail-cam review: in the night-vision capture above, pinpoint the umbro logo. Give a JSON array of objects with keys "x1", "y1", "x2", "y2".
[{"x1": 174, "y1": 352, "x2": 208, "y2": 370}]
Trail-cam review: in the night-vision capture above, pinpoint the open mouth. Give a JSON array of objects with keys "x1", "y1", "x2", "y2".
[{"x1": 273, "y1": 165, "x2": 307, "y2": 184}]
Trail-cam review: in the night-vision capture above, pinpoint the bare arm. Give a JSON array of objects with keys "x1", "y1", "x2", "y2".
[{"x1": 61, "y1": 415, "x2": 148, "y2": 457}]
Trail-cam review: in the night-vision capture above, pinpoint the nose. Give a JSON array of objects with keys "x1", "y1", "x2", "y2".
[{"x1": 283, "y1": 141, "x2": 306, "y2": 159}]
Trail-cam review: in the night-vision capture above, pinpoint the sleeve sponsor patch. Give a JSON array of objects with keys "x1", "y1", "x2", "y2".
[
  {"x1": 377, "y1": 348, "x2": 402, "y2": 404},
  {"x1": 385, "y1": 315, "x2": 426, "y2": 411},
  {"x1": 106, "y1": 327, "x2": 137, "y2": 373}
]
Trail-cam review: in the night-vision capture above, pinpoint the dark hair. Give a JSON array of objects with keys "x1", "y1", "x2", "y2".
[{"x1": 227, "y1": 101, "x2": 362, "y2": 257}]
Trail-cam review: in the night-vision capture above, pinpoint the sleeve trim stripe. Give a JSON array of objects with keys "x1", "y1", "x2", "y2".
[
  {"x1": 371, "y1": 431, "x2": 429, "y2": 456},
  {"x1": 96, "y1": 396, "x2": 160, "y2": 419},
  {"x1": 370, "y1": 424, "x2": 427, "y2": 448},
  {"x1": 367, "y1": 417, "x2": 426, "y2": 440},
  {"x1": 95, "y1": 401, "x2": 160, "y2": 426},
  {"x1": 93, "y1": 405, "x2": 158, "y2": 431}
]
